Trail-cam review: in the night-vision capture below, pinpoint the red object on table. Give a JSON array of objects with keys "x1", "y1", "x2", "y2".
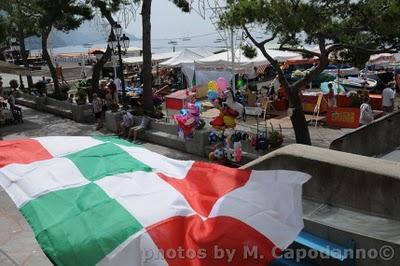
[
  {"x1": 326, "y1": 107, "x2": 360, "y2": 128},
  {"x1": 165, "y1": 90, "x2": 196, "y2": 110},
  {"x1": 368, "y1": 94, "x2": 382, "y2": 110}
]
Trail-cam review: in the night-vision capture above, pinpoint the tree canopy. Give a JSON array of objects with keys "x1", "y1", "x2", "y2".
[{"x1": 221, "y1": 0, "x2": 400, "y2": 144}]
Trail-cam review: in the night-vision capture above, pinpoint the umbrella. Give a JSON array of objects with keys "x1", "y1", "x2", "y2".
[{"x1": 0, "y1": 61, "x2": 30, "y2": 75}]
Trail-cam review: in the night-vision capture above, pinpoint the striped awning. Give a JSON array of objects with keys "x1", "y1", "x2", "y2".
[{"x1": 257, "y1": 64, "x2": 268, "y2": 75}]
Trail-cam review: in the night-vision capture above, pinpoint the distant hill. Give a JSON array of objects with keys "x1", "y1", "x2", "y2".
[{"x1": 25, "y1": 22, "x2": 139, "y2": 50}]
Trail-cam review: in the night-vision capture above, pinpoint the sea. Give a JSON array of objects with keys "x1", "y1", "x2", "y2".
[{"x1": 30, "y1": 36, "x2": 225, "y2": 56}]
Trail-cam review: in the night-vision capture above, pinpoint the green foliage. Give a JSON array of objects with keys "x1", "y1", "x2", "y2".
[
  {"x1": 222, "y1": 0, "x2": 400, "y2": 54},
  {"x1": 76, "y1": 88, "x2": 88, "y2": 105},
  {"x1": 0, "y1": 15, "x2": 7, "y2": 46},
  {"x1": 171, "y1": 0, "x2": 190, "y2": 12},
  {"x1": 241, "y1": 44, "x2": 257, "y2": 59}
]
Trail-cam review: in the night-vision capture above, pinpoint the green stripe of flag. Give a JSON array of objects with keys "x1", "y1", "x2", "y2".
[
  {"x1": 67, "y1": 142, "x2": 151, "y2": 181},
  {"x1": 93, "y1": 135, "x2": 137, "y2": 147},
  {"x1": 20, "y1": 183, "x2": 143, "y2": 266}
]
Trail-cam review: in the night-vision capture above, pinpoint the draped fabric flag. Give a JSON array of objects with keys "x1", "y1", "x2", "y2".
[{"x1": 0, "y1": 136, "x2": 310, "y2": 266}]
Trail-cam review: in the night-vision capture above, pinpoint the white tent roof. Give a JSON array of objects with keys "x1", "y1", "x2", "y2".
[
  {"x1": 195, "y1": 48, "x2": 299, "y2": 71},
  {"x1": 123, "y1": 51, "x2": 177, "y2": 64},
  {"x1": 368, "y1": 53, "x2": 396, "y2": 65},
  {"x1": 159, "y1": 48, "x2": 214, "y2": 67}
]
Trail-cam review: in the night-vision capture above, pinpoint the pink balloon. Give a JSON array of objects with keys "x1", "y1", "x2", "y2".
[{"x1": 217, "y1": 77, "x2": 228, "y2": 91}]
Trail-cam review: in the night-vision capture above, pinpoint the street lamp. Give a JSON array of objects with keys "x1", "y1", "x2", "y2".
[{"x1": 107, "y1": 23, "x2": 130, "y2": 104}]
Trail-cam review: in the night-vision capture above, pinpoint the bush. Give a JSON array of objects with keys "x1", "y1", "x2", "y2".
[{"x1": 76, "y1": 88, "x2": 87, "y2": 105}]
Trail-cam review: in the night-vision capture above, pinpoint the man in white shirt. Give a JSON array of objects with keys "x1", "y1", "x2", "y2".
[
  {"x1": 382, "y1": 85, "x2": 396, "y2": 113},
  {"x1": 118, "y1": 108, "x2": 134, "y2": 138},
  {"x1": 114, "y1": 77, "x2": 122, "y2": 104}
]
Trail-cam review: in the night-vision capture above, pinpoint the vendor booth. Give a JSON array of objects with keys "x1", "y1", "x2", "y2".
[
  {"x1": 301, "y1": 92, "x2": 329, "y2": 114},
  {"x1": 326, "y1": 107, "x2": 360, "y2": 128}
]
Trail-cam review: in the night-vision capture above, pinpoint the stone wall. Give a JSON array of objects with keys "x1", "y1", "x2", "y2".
[
  {"x1": 330, "y1": 111, "x2": 400, "y2": 157},
  {"x1": 16, "y1": 93, "x2": 94, "y2": 123},
  {"x1": 241, "y1": 144, "x2": 400, "y2": 265}
]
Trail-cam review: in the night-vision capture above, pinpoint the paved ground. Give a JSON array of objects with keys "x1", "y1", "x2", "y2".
[{"x1": 0, "y1": 106, "x2": 205, "y2": 266}]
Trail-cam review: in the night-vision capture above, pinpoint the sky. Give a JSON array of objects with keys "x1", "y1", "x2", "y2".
[
  {"x1": 121, "y1": 0, "x2": 227, "y2": 52},
  {"x1": 127, "y1": 0, "x2": 216, "y2": 39}
]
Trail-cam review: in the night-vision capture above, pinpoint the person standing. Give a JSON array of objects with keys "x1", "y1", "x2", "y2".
[
  {"x1": 92, "y1": 93, "x2": 103, "y2": 130},
  {"x1": 107, "y1": 79, "x2": 117, "y2": 103},
  {"x1": 327, "y1": 83, "x2": 337, "y2": 107},
  {"x1": 382, "y1": 84, "x2": 396, "y2": 113},
  {"x1": 114, "y1": 77, "x2": 122, "y2": 103}
]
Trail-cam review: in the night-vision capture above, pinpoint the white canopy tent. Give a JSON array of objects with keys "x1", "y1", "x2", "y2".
[
  {"x1": 194, "y1": 48, "x2": 299, "y2": 72},
  {"x1": 123, "y1": 51, "x2": 178, "y2": 64},
  {"x1": 159, "y1": 48, "x2": 213, "y2": 67},
  {"x1": 159, "y1": 48, "x2": 215, "y2": 88}
]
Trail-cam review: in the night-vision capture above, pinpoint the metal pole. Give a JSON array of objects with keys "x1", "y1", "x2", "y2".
[
  {"x1": 230, "y1": 28, "x2": 236, "y2": 93},
  {"x1": 112, "y1": 56, "x2": 117, "y2": 79},
  {"x1": 117, "y1": 40, "x2": 126, "y2": 104}
]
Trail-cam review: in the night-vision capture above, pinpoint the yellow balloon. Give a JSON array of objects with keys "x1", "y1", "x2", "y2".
[
  {"x1": 223, "y1": 115, "x2": 236, "y2": 128},
  {"x1": 208, "y1": 80, "x2": 218, "y2": 91}
]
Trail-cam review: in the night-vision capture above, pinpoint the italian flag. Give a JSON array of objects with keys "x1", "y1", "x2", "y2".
[{"x1": 0, "y1": 136, "x2": 310, "y2": 266}]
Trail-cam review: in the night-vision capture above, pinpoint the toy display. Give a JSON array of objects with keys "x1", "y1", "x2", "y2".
[{"x1": 174, "y1": 101, "x2": 205, "y2": 139}]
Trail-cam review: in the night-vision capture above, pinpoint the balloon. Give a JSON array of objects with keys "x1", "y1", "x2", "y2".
[
  {"x1": 208, "y1": 132, "x2": 218, "y2": 143},
  {"x1": 237, "y1": 79, "x2": 245, "y2": 88},
  {"x1": 214, "y1": 148, "x2": 225, "y2": 160},
  {"x1": 208, "y1": 90, "x2": 218, "y2": 102},
  {"x1": 180, "y1": 108, "x2": 188, "y2": 116},
  {"x1": 217, "y1": 77, "x2": 228, "y2": 90},
  {"x1": 208, "y1": 80, "x2": 218, "y2": 91},
  {"x1": 195, "y1": 101, "x2": 202, "y2": 112},
  {"x1": 223, "y1": 115, "x2": 236, "y2": 128}
]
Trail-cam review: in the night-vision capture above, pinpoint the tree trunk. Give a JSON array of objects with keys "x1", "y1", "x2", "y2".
[
  {"x1": 92, "y1": 43, "x2": 112, "y2": 91},
  {"x1": 286, "y1": 85, "x2": 312, "y2": 145},
  {"x1": 91, "y1": 5, "x2": 115, "y2": 92},
  {"x1": 256, "y1": 45, "x2": 312, "y2": 145},
  {"x1": 18, "y1": 34, "x2": 33, "y2": 90},
  {"x1": 142, "y1": 0, "x2": 154, "y2": 113},
  {"x1": 41, "y1": 30, "x2": 60, "y2": 95}
]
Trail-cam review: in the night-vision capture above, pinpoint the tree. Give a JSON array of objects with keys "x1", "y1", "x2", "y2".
[
  {"x1": 88, "y1": 0, "x2": 130, "y2": 92},
  {"x1": 221, "y1": 0, "x2": 400, "y2": 145},
  {"x1": 135, "y1": 0, "x2": 189, "y2": 114},
  {"x1": 20, "y1": 0, "x2": 92, "y2": 96},
  {"x1": 0, "y1": 0, "x2": 38, "y2": 89},
  {"x1": 0, "y1": 14, "x2": 7, "y2": 52}
]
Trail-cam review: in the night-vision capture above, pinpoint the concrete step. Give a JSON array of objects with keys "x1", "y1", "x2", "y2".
[
  {"x1": 141, "y1": 130, "x2": 186, "y2": 151},
  {"x1": 15, "y1": 98, "x2": 36, "y2": 109},
  {"x1": 42, "y1": 105, "x2": 73, "y2": 119}
]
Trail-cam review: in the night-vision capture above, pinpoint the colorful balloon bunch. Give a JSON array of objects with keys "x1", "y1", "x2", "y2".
[
  {"x1": 174, "y1": 101, "x2": 204, "y2": 139},
  {"x1": 208, "y1": 79, "x2": 244, "y2": 130}
]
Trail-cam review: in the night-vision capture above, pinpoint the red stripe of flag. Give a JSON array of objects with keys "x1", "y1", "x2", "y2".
[
  {"x1": 0, "y1": 139, "x2": 53, "y2": 168},
  {"x1": 147, "y1": 215, "x2": 280, "y2": 265},
  {"x1": 158, "y1": 161, "x2": 251, "y2": 217}
]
